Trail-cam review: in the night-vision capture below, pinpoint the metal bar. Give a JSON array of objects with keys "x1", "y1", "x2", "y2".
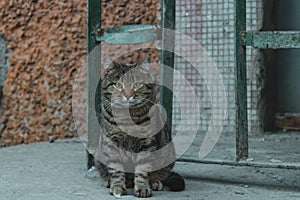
[
  {"x1": 177, "y1": 158, "x2": 300, "y2": 170},
  {"x1": 234, "y1": 0, "x2": 248, "y2": 161},
  {"x1": 87, "y1": 0, "x2": 101, "y2": 54},
  {"x1": 87, "y1": 150, "x2": 95, "y2": 169},
  {"x1": 246, "y1": 31, "x2": 300, "y2": 49},
  {"x1": 160, "y1": 0, "x2": 176, "y2": 132},
  {"x1": 95, "y1": 24, "x2": 158, "y2": 44},
  {"x1": 87, "y1": 0, "x2": 101, "y2": 169}
]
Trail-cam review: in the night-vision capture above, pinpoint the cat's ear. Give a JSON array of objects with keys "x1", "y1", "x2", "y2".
[
  {"x1": 139, "y1": 57, "x2": 150, "y2": 71},
  {"x1": 103, "y1": 58, "x2": 117, "y2": 69}
]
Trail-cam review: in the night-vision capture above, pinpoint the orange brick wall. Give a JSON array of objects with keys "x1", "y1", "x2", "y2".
[{"x1": 0, "y1": 0, "x2": 159, "y2": 146}]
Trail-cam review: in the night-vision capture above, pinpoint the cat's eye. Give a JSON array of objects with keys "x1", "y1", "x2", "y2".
[
  {"x1": 133, "y1": 83, "x2": 143, "y2": 89},
  {"x1": 114, "y1": 82, "x2": 123, "y2": 89}
]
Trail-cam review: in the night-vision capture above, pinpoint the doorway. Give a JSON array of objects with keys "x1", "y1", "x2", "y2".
[{"x1": 266, "y1": 0, "x2": 300, "y2": 131}]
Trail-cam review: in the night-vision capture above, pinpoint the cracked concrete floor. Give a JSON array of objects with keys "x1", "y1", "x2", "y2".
[{"x1": 0, "y1": 136, "x2": 299, "y2": 200}]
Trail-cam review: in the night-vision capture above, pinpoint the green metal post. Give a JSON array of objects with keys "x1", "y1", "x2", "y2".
[
  {"x1": 160, "y1": 0, "x2": 176, "y2": 132},
  {"x1": 234, "y1": 0, "x2": 248, "y2": 161},
  {"x1": 87, "y1": 0, "x2": 101, "y2": 169},
  {"x1": 87, "y1": 1, "x2": 101, "y2": 53}
]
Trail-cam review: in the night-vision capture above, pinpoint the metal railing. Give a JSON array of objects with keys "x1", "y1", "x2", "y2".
[{"x1": 86, "y1": 0, "x2": 300, "y2": 170}]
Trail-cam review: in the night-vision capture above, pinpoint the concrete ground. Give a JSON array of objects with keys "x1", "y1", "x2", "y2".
[{"x1": 1, "y1": 136, "x2": 300, "y2": 200}]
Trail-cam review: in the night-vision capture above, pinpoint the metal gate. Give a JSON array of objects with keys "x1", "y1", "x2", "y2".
[
  {"x1": 86, "y1": 0, "x2": 300, "y2": 170},
  {"x1": 86, "y1": 0, "x2": 176, "y2": 168}
]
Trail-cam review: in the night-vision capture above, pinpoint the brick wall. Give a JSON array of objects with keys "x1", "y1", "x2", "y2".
[{"x1": 0, "y1": 0, "x2": 160, "y2": 146}]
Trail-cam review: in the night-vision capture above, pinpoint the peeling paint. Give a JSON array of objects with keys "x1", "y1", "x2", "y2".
[{"x1": 246, "y1": 31, "x2": 300, "y2": 49}]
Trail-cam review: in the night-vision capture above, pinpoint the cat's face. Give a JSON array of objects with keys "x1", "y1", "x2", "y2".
[{"x1": 102, "y1": 60, "x2": 154, "y2": 108}]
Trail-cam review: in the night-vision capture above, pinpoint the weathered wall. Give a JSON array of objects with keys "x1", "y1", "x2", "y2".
[
  {"x1": 0, "y1": 0, "x2": 159, "y2": 146},
  {"x1": 0, "y1": 0, "x2": 86, "y2": 146}
]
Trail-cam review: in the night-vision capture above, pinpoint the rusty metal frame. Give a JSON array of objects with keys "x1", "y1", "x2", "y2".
[
  {"x1": 160, "y1": 0, "x2": 176, "y2": 132},
  {"x1": 86, "y1": 0, "x2": 300, "y2": 170},
  {"x1": 178, "y1": 158, "x2": 300, "y2": 170},
  {"x1": 234, "y1": 0, "x2": 249, "y2": 162},
  {"x1": 231, "y1": 0, "x2": 300, "y2": 168},
  {"x1": 177, "y1": 0, "x2": 300, "y2": 170},
  {"x1": 246, "y1": 31, "x2": 300, "y2": 49},
  {"x1": 86, "y1": 0, "x2": 101, "y2": 169}
]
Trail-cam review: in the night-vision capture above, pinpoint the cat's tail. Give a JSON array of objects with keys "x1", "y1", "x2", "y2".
[{"x1": 163, "y1": 172, "x2": 185, "y2": 191}]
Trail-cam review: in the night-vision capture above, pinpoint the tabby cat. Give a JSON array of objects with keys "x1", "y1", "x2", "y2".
[{"x1": 95, "y1": 59, "x2": 184, "y2": 198}]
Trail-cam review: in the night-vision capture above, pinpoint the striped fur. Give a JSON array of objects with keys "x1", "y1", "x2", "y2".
[{"x1": 95, "y1": 61, "x2": 182, "y2": 198}]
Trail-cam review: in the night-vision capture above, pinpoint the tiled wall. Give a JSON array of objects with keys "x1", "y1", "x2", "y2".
[{"x1": 173, "y1": 0, "x2": 264, "y2": 133}]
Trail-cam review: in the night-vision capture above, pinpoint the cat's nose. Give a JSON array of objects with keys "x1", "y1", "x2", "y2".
[
  {"x1": 128, "y1": 96, "x2": 134, "y2": 103},
  {"x1": 124, "y1": 94, "x2": 131, "y2": 100},
  {"x1": 122, "y1": 96, "x2": 130, "y2": 103},
  {"x1": 122, "y1": 96, "x2": 134, "y2": 103},
  {"x1": 124, "y1": 92, "x2": 132, "y2": 100}
]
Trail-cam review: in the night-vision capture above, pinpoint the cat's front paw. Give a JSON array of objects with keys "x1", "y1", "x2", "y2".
[
  {"x1": 134, "y1": 188, "x2": 152, "y2": 198},
  {"x1": 109, "y1": 186, "x2": 127, "y2": 198}
]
